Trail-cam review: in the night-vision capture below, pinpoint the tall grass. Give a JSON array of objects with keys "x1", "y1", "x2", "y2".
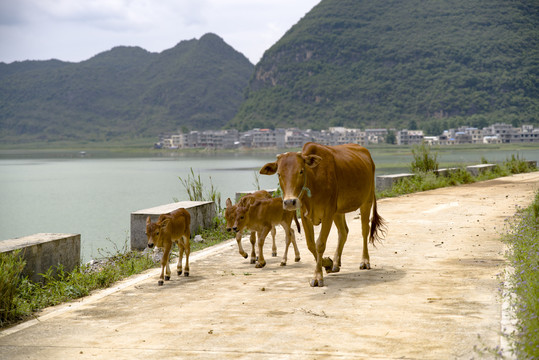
[
  {"x1": 0, "y1": 250, "x2": 26, "y2": 326},
  {"x1": 177, "y1": 167, "x2": 222, "y2": 212},
  {"x1": 378, "y1": 146, "x2": 536, "y2": 199},
  {"x1": 501, "y1": 191, "x2": 539, "y2": 358},
  {"x1": 410, "y1": 142, "x2": 439, "y2": 173}
]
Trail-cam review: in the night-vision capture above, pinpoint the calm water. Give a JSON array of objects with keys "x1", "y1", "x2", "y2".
[
  {"x1": 0, "y1": 153, "x2": 280, "y2": 261},
  {"x1": 1, "y1": 146, "x2": 537, "y2": 262}
]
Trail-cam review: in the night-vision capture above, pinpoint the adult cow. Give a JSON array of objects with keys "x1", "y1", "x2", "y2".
[{"x1": 260, "y1": 142, "x2": 385, "y2": 287}]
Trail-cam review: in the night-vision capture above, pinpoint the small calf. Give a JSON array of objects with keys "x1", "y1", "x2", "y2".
[
  {"x1": 146, "y1": 208, "x2": 191, "y2": 286},
  {"x1": 225, "y1": 190, "x2": 277, "y2": 264},
  {"x1": 234, "y1": 197, "x2": 301, "y2": 268}
]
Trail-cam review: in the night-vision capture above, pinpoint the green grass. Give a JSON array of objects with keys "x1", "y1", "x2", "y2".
[{"x1": 501, "y1": 191, "x2": 539, "y2": 358}]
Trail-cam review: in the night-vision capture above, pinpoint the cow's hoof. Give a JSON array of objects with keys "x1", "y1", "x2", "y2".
[
  {"x1": 331, "y1": 266, "x2": 341, "y2": 273},
  {"x1": 158, "y1": 280, "x2": 164, "y2": 286},
  {"x1": 310, "y1": 278, "x2": 324, "y2": 287},
  {"x1": 250, "y1": 259, "x2": 256, "y2": 264},
  {"x1": 323, "y1": 258, "x2": 334, "y2": 273},
  {"x1": 165, "y1": 275, "x2": 171, "y2": 281},
  {"x1": 242, "y1": 253, "x2": 248, "y2": 259},
  {"x1": 272, "y1": 252, "x2": 277, "y2": 257},
  {"x1": 280, "y1": 261, "x2": 286, "y2": 266},
  {"x1": 360, "y1": 262, "x2": 371, "y2": 270},
  {"x1": 255, "y1": 262, "x2": 266, "y2": 268},
  {"x1": 177, "y1": 270, "x2": 182, "y2": 276},
  {"x1": 295, "y1": 257, "x2": 301, "y2": 262},
  {"x1": 184, "y1": 271, "x2": 189, "y2": 277}
]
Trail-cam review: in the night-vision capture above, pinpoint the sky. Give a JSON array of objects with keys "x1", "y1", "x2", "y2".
[{"x1": 0, "y1": 0, "x2": 320, "y2": 65}]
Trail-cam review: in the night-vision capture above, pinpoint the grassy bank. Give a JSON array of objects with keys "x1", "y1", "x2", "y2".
[
  {"x1": 499, "y1": 191, "x2": 539, "y2": 358},
  {"x1": 0, "y1": 222, "x2": 230, "y2": 328}
]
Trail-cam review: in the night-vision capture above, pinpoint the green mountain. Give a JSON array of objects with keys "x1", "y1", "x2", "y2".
[
  {"x1": 229, "y1": 0, "x2": 538, "y2": 134},
  {"x1": 0, "y1": 33, "x2": 254, "y2": 143}
]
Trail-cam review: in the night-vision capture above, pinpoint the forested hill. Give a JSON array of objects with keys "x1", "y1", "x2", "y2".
[
  {"x1": 0, "y1": 33, "x2": 254, "y2": 143},
  {"x1": 229, "y1": 0, "x2": 538, "y2": 133}
]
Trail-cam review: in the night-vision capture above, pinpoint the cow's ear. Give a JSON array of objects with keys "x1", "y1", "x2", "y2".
[
  {"x1": 226, "y1": 198, "x2": 232, "y2": 208},
  {"x1": 146, "y1": 216, "x2": 151, "y2": 225},
  {"x1": 260, "y1": 162, "x2": 278, "y2": 175},
  {"x1": 303, "y1": 154, "x2": 322, "y2": 168},
  {"x1": 160, "y1": 218, "x2": 170, "y2": 228}
]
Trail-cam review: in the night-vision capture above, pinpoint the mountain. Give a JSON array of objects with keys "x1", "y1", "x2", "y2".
[
  {"x1": 229, "y1": 0, "x2": 538, "y2": 133},
  {"x1": 0, "y1": 33, "x2": 254, "y2": 143}
]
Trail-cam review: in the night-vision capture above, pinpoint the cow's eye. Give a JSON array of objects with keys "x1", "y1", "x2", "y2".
[
  {"x1": 156, "y1": 232, "x2": 159, "y2": 235},
  {"x1": 300, "y1": 168, "x2": 304, "y2": 174},
  {"x1": 240, "y1": 216, "x2": 244, "y2": 220}
]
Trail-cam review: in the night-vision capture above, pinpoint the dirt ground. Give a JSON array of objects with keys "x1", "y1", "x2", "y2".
[{"x1": 1, "y1": 172, "x2": 538, "y2": 360}]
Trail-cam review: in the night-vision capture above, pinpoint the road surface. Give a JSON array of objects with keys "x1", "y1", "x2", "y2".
[{"x1": 1, "y1": 172, "x2": 538, "y2": 359}]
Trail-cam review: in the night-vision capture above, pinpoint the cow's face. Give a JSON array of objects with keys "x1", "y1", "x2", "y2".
[
  {"x1": 260, "y1": 152, "x2": 321, "y2": 211},
  {"x1": 232, "y1": 205, "x2": 249, "y2": 232},
  {"x1": 146, "y1": 216, "x2": 168, "y2": 248},
  {"x1": 146, "y1": 216, "x2": 160, "y2": 248},
  {"x1": 224, "y1": 198, "x2": 236, "y2": 233}
]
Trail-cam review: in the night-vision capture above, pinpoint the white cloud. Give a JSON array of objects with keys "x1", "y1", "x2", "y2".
[{"x1": 0, "y1": 0, "x2": 319, "y2": 64}]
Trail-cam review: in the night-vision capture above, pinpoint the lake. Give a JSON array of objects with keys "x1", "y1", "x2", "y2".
[{"x1": 1, "y1": 145, "x2": 537, "y2": 262}]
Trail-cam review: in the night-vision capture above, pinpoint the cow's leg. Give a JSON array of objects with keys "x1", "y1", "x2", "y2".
[
  {"x1": 164, "y1": 243, "x2": 172, "y2": 281},
  {"x1": 280, "y1": 223, "x2": 291, "y2": 266},
  {"x1": 271, "y1": 226, "x2": 277, "y2": 257},
  {"x1": 255, "y1": 228, "x2": 270, "y2": 268},
  {"x1": 183, "y1": 235, "x2": 190, "y2": 276},
  {"x1": 280, "y1": 222, "x2": 300, "y2": 266},
  {"x1": 359, "y1": 202, "x2": 373, "y2": 270},
  {"x1": 249, "y1": 231, "x2": 257, "y2": 264},
  {"x1": 330, "y1": 213, "x2": 349, "y2": 273},
  {"x1": 301, "y1": 213, "x2": 316, "y2": 259},
  {"x1": 291, "y1": 228, "x2": 301, "y2": 263},
  {"x1": 177, "y1": 241, "x2": 184, "y2": 276},
  {"x1": 158, "y1": 243, "x2": 172, "y2": 285},
  {"x1": 235, "y1": 232, "x2": 248, "y2": 259},
  {"x1": 311, "y1": 218, "x2": 333, "y2": 287}
]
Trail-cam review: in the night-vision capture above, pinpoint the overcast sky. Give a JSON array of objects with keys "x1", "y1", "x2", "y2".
[{"x1": 0, "y1": 0, "x2": 320, "y2": 65}]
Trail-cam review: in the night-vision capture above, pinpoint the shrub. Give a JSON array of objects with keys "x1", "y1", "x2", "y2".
[
  {"x1": 502, "y1": 191, "x2": 539, "y2": 358},
  {"x1": 0, "y1": 251, "x2": 26, "y2": 326},
  {"x1": 410, "y1": 142, "x2": 439, "y2": 173}
]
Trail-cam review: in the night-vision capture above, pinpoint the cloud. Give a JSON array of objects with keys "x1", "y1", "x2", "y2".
[{"x1": 0, "y1": 0, "x2": 319, "y2": 64}]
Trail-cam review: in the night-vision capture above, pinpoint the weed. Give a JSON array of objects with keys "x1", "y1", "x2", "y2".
[
  {"x1": 177, "y1": 167, "x2": 222, "y2": 212},
  {"x1": 410, "y1": 142, "x2": 439, "y2": 173},
  {"x1": 0, "y1": 250, "x2": 26, "y2": 326},
  {"x1": 501, "y1": 191, "x2": 539, "y2": 358}
]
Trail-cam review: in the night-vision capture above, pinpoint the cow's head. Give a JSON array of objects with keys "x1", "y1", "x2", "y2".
[
  {"x1": 224, "y1": 198, "x2": 237, "y2": 233},
  {"x1": 260, "y1": 152, "x2": 321, "y2": 211},
  {"x1": 232, "y1": 204, "x2": 250, "y2": 233},
  {"x1": 146, "y1": 216, "x2": 168, "y2": 248}
]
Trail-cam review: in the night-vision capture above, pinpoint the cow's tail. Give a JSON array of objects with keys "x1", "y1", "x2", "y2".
[
  {"x1": 294, "y1": 212, "x2": 301, "y2": 234},
  {"x1": 369, "y1": 195, "x2": 386, "y2": 244}
]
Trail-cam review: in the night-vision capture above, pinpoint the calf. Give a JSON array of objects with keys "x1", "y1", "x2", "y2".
[
  {"x1": 234, "y1": 197, "x2": 301, "y2": 268},
  {"x1": 225, "y1": 190, "x2": 277, "y2": 264},
  {"x1": 146, "y1": 208, "x2": 191, "y2": 286}
]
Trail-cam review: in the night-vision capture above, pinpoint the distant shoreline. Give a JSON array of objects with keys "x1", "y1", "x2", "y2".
[{"x1": 1, "y1": 141, "x2": 538, "y2": 160}]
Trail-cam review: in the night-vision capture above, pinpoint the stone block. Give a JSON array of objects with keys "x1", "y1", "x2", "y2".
[
  {"x1": 0, "y1": 233, "x2": 81, "y2": 282},
  {"x1": 130, "y1": 201, "x2": 216, "y2": 250},
  {"x1": 466, "y1": 164, "x2": 496, "y2": 176},
  {"x1": 376, "y1": 173, "x2": 415, "y2": 192}
]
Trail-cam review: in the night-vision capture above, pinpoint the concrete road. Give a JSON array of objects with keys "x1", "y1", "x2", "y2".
[{"x1": 1, "y1": 172, "x2": 538, "y2": 360}]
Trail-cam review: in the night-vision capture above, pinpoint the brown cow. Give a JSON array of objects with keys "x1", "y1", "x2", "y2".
[
  {"x1": 233, "y1": 197, "x2": 301, "y2": 268},
  {"x1": 146, "y1": 208, "x2": 191, "y2": 286},
  {"x1": 260, "y1": 142, "x2": 385, "y2": 287},
  {"x1": 225, "y1": 190, "x2": 277, "y2": 264}
]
